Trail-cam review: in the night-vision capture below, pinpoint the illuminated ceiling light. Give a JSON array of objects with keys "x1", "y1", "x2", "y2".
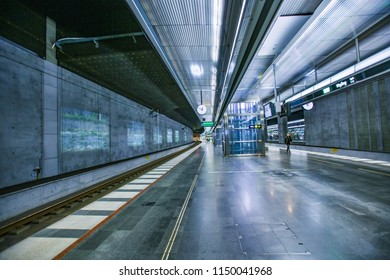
[
  {"x1": 212, "y1": 0, "x2": 223, "y2": 62},
  {"x1": 190, "y1": 64, "x2": 203, "y2": 76},
  {"x1": 355, "y1": 46, "x2": 390, "y2": 72},
  {"x1": 305, "y1": 69, "x2": 315, "y2": 76}
]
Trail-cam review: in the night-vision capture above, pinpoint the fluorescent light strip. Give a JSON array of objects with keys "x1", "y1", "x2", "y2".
[
  {"x1": 212, "y1": 0, "x2": 223, "y2": 62},
  {"x1": 217, "y1": 0, "x2": 248, "y2": 118},
  {"x1": 286, "y1": 46, "x2": 390, "y2": 102}
]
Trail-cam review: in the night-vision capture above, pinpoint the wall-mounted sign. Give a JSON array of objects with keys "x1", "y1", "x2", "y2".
[
  {"x1": 323, "y1": 76, "x2": 356, "y2": 95},
  {"x1": 201, "y1": 121, "x2": 214, "y2": 127}
]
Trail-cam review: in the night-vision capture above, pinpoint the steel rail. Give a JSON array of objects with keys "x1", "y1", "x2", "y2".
[{"x1": 0, "y1": 142, "x2": 200, "y2": 241}]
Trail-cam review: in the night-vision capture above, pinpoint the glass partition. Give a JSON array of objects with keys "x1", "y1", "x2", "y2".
[
  {"x1": 222, "y1": 103, "x2": 265, "y2": 156},
  {"x1": 288, "y1": 120, "x2": 305, "y2": 143}
]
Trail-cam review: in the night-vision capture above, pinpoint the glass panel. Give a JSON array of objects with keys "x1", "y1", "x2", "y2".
[
  {"x1": 61, "y1": 107, "x2": 109, "y2": 151},
  {"x1": 288, "y1": 120, "x2": 305, "y2": 143},
  {"x1": 167, "y1": 129, "x2": 173, "y2": 143},
  {"x1": 175, "y1": 130, "x2": 179, "y2": 142},
  {"x1": 227, "y1": 102, "x2": 259, "y2": 114},
  {"x1": 229, "y1": 141, "x2": 259, "y2": 154},
  {"x1": 267, "y1": 124, "x2": 279, "y2": 142},
  {"x1": 153, "y1": 126, "x2": 162, "y2": 145},
  {"x1": 224, "y1": 102, "x2": 264, "y2": 155},
  {"x1": 128, "y1": 121, "x2": 145, "y2": 146}
]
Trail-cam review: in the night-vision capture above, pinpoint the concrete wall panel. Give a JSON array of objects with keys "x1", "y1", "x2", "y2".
[
  {"x1": 0, "y1": 50, "x2": 42, "y2": 187},
  {"x1": 305, "y1": 73, "x2": 390, "y2": 152},
  {"x1": 337, "y1": 93, "x2": 349, "y2": 148},
  {"x1": 380, "y1": 77, "x2": 390, "y2": 151},
  {"x1": 0, "y1": 144, "x2": 192, "y2": 222},
  {"x1": 0, "y1": 38, "x2": 193, "y2": 188}
]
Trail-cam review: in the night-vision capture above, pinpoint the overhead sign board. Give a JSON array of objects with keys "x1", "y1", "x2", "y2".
[
  {"x1": 201, "y1": 121, "x2": 214, "y2": 127},
  {"x1": 323, "y1": 76, "x2": 356, "y2": 95}
]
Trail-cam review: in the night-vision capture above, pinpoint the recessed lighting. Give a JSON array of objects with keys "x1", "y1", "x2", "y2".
[{"x1": 190, "y1": 64, "x2": 203, "y2": 76}]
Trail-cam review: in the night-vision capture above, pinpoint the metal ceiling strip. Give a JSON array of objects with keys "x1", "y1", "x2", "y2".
[
  {"x1": 279, "y1": 0, "x2": 323, "y2": 16},
  {"x1": 259, "y1": 0, "x2": 389, "y2": 99}
]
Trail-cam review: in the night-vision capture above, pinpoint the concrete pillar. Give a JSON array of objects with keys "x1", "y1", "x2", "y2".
[
  {"x1": 42, "y1": 17, "x2": 59, "y2": 178},
  {"x1": 46, "y1": 17, "x2": 57, "y2": 64},
  {"x1": 223, "y1": 113, "x2": 229, "y2": 156},
  {"x1": 257, "y1": 101, "x2": 266, "y2": 155},
  {"x1": 279, "y1": 116, "x2": 288, "y2": 144},
  {"x1": 42, "y1": 62, "x2": 59, "y2": 177}
]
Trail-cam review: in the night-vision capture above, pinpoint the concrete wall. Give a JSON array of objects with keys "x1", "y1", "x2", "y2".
[
  {"x1": 0, "y1": 144, "x2": 193, "y2": 223},
  {"x1": 304, "y1": 74, "x2": 390, "y2": 152},
  {"x1": 0, "y1": 38, "x2": 193, "y2": 188},
  {"x1": 0, "y1": 40, "x2": 44, "y2": 187}
]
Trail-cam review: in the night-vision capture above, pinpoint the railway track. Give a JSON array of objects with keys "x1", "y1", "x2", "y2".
[{"x1": 0, "y1": 142, "x2": 200, "y2": 252}]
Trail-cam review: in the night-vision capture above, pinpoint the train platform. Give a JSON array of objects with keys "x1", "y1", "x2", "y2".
[{"x1": 0, "y1": 142, "x2": 389, "y2": 260}]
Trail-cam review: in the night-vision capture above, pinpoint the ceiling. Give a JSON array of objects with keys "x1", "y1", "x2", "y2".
[{"x1": 1, "y1": 0, "x2": 389, "y2": 132}]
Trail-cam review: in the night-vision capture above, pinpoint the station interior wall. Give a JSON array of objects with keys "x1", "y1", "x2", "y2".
[
  {"x1": 304, "y1": 73, "x2": 390, "y2": 152},
  {"x1": 0, "y1": 38, "x2": 193, "y2": 189}
]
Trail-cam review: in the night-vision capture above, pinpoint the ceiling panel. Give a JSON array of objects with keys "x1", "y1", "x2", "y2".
[
  {"x1": 4, "y1": 0, "x2": 388, "y2": 132},
  {"x1": 3, "y1": 0, "x2": 204, "y2": 130},
  {"x1": 156, "y1": 25, "x2": 215, "y2": 47},
  {"x1": 247, "y1": 0, "x2": 390, "y2": 104},
  {"x1": 279, "y1": 0, "x2": 323, "y2": 15},
  {"x1": 232, "y1": 0, "x2": 318, "y2": 103},
  {"x1": 140, "y1": 0, "x2": 214, "y2": 25}
]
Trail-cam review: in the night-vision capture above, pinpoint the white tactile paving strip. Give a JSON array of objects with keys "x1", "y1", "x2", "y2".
[
  {"x1": 78, "y1": 201, "x2": 128, "y2": 212},
  {"x1": 46, "y1": 215, "x2": 108, "y2": 230},
  {"x1": 269, "y1": 146, "x2": 390, "y2": 168},
  {"x1": 306, "y1": 151, "x2": 390, "y2": 167},
  {"x1": 0, "y1": 145, "x2": 200, "y2": 260},
  {"x1": 0, "y1": 237, "x2": 79, "y2": 260},
  {"x1": 102, "y1": 192, "x2": 139, "y2": 199}
]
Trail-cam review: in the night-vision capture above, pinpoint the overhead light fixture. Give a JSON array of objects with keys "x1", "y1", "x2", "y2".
[
  {"x1": 305, "y1": 69, "x2": 315, "y2": 76},
  {"x1": 286, "y1": 46, "x2": 390, "y2": 103},
  {"x1": 355, "y1": 46, "x2": 390, "y2": 72},
  {"x1": 190, "y1": 64, "x2": 203, "y2": 77},
  {"x1": 212, "y1": 0, "x2": 223, "y2": 62}
]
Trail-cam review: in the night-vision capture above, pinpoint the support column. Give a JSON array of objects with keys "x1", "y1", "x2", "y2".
[
  {"x1": 223, "y1": 113, "x2": 229, "y2": 156},
  {"x1": 46, "y1": 17, "x2": 57, "y2": 64},
  {"x1": 279, "y1": 116, "x2": 288, "y2": 144},
  {"x1": 257, "y1": 101, "x2": 266, "y2": 155},
  {"x1": 355, "y1": 37, "x2": 360, "y2": 63},
  {"x1": 273, "y1": 63, "x2": 286, "y2": 144},
  {"x1": 42, "y1": 17, "x2": 59, "y2": 177}
]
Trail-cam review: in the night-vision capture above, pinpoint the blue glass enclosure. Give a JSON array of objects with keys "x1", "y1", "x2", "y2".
[{"x1": 222, "y1": 103, "x2": 265, "y2": 156}]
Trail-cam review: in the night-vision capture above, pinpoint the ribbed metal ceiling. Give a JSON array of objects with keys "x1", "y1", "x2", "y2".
[
  {"x1": 0, "y1": 0, "x2": 204, "y2": 131},
  {"x1": 142, "y1": 0, "x2": 213, "y2": 25},
  {"x1": 279, "y1": 0, "x2": 323, "y2": 16},
  {"x1": 2, "y1": 0, "x2": 389, "y2": 131},
  {"x1": 137, "y1": 0, "x2": 225, "y2": 121},
  {"x1": 241, "y1": 0, "x2": 390, "y2": 104}
]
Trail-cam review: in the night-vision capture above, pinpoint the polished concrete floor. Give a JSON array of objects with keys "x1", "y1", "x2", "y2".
[{"x1": 62, "y1": 143, "x2": 390, "y2": 260}]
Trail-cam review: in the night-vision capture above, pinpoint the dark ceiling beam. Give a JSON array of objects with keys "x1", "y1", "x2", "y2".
[{"x1": 214, "y1": 0, "x2": 282, "y2": 129}]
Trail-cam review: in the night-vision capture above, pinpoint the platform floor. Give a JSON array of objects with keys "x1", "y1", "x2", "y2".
[{"x1": 1, "y1": 142, "x2": 390, "y2": 260}]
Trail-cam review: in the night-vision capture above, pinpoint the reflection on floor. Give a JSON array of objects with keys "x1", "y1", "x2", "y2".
[{"x1": 2, "y1": 143, "x2": 389, "y2": 260}]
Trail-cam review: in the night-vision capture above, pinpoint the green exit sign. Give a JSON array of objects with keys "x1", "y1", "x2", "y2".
[{"x1": 201, "y1": 121, "x2": 214, "y2": 127}]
